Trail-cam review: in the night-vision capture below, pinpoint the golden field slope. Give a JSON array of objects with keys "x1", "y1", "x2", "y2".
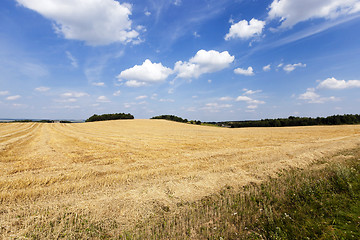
[{"x1": 1, "y1": 120, "x2": 360, "y2": 237}]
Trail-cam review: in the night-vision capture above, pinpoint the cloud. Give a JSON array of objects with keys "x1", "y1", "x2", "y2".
[
  {"x1": 225, "y1": 18, "x2": 265, "y2": 40},
  {"x1": 247, "y1": 105, "x2": 258, "y2": 109},
  {"x1": 298, "y1": 88, "x2": 319, "y2": 101},
  {"x1": 236, "y1": 96, "x2": 264, "y2": 104},
  {"x1": 92, "y1": 82, "x2": 105, "y2": 87},
  {"x1": 243, "y1": 89, "x2": 262, "y2": 95},
  {"x1": 263, "y1": 64, "x2": 271, "y2": 71},
  {"x1": 174, "y1": 50, "x2": 234, "y2": 79},
  {"x1": 144, "y1": 10, "x2": 151, "y2": 16},
  {"x1": 236, "y1": 95, "x2": 265, "y2": 109},
  {"x1": 219, "y1": 96, "x2": 233, "y2": 101},
  {"x1": 159, "y1": 98, "x2": 175, "y2": 102},
  {"x1": 236, "y1": 96, "x2": 253, "y2": 102},
  {"x1": 135, "y1": 95, "x2": 147, "y2": 100},
  {"x1": 84, "y1": 61, "x2": 108, "y2": 87},
  {"x1": 283, "y1": 63, "x2": 306, "y2": 72},
  {"x1": 97, "y1": 96, "x2": 111, "y2": 103},
  {"x1": 113, "y1": 90, "x2": 121, "y2": 96},
  {"x1": 35, "y1": 86, "x2": 50, "y2": 92},
  {"x1": 173, "y1": 0, "x2": 182, "y2": 6},
  {"x1": 234, "y1": 66, "x2": 254, "y2": 76},
  {"x1": 202, "y1": 103, "x2": 233, "y2": 112},
  {"x1": 123, "y1": 103, "x2": 133, "y2": 108},
  {"x1": 124, "y1": 80, "x2": 147, "y2": 87},
  {"x1": 6, "y1": 95, "x2": 21, "y2": 101},
  {"x1": 0, "y1": 91, "x2": 9, "y2": 96},
  {"x1": 268, "y1": 0, "x2": 360, "y2": 29},
  {"x1": 12, "y1": 103, "x2": 26, "y2": 108},
  {"x1": 298, "y1": 77, "x2": 357, "y2": 103},
  {"x1": 66, "y1": 51, "x2": 78, "y2": 68},
  {"x1": 61, "y1": 92, "x2": 89, "y2": 98},
  {"x1": 262, "y1": 14, "x2": 360, "y2": 50},
  {"x1": 193, "y1": 32, "x2": 200, "y2": 38},
  {"x1": 317, "y1": 77, "x2": 360, "y2": 89},
  {"x1": 298, "y1": 88, "x2": 339, "y2": 103},
  {"x1": 62, "y1": 105, "x2": 81, "y2": 109},
  {"x1": 16, "y1": 0, "x2": 140, "y2": 46},
  {"x1": 174, "y1": 62, "x2": 199, "y2": 79},
  {"x1": 54, "y1": 98, "x2": 77, "y2": 103},
  {"x1": 118, "y1": 59, "x2": 173, "y2": 87}
]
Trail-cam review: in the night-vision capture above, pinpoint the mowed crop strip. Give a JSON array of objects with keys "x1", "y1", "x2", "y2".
[{"x1": 1, "y1": 120, "x2": 360, "y2": 238}]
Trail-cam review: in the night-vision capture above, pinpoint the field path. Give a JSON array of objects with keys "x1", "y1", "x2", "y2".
[{"x1": 1, "y1": 120, "x2": 360, "y2": 236}]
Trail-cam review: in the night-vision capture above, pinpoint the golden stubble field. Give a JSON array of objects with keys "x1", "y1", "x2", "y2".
[{"x1": 1, "y1": 120, "x2": 360, "y2": 237}]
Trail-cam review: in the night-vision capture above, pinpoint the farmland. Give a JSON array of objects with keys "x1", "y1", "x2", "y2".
[{"x1": 1, "y1": 120, "x2": 360, "y2": 238}]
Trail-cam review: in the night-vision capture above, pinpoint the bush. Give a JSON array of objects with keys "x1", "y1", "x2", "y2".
[
  {"x1": 85, "y1": 113, "x2": 134, "y2": 122},
  {"x1": 150, "y1": 115, "x2": 187, "y2": 123}
]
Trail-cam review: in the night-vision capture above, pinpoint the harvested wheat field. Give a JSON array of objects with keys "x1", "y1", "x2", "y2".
[{"x1": 1, "y1": 120, "x2": 360, "y2": 238}]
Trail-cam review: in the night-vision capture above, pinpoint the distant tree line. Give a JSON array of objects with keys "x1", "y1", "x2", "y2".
[
  {"x1": 85, "y1": 113, "x2": 134, "y2": 122},
  {"x1": 151, "y1": 115, "x2": 188, "y2": 123},
  {"x1": 59, "y1": 120, "x2": 72, "y2": 123},
  {"x1": 151, "y1": 115, "x2": 201, "y2": 125},
  {"x1": 206, "y1": 114, "x2": 360, "y2": 128},
  {"x1": 13, "y1": 119, "x2": 35, "y2": 123},
  {"x1": 12, "y1": 120, "x2": 72, "y2": 123}
]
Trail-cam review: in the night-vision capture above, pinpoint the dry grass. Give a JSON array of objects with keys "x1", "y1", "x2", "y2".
[{"x1": 1, "y1": 120, "x2": 360, "y2": 238}]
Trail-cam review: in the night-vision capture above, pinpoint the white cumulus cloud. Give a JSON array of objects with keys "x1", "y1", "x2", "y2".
[
  {"x1": 124, "y1": 80, "x2": 147, "y2": 87},
  {"x1": 298, "y1": 88, "x2": 339, "y2": 103},
  {"x1": 113, "y1": 90, "x2": 121, "y2": 96},
  {"x1": 247, "y1": 105, "x2": 258, "y2": 109},
  {"x1": 234, "y1": 66, "x2": 254, "y2": 76},
  {"x1": 263, "y1": 64, "x2": 271, "y2": 71},
  {"x1": 6, "y1": 95, "x2": 21, "y2": 101},
  {"x1": 135, "y1": 95, "x2": 147, "y2": 100},
  {"x1": 118, "y1": 59, "x2": 173, "y2": 87},
  {"x1": 243, "y1": 89, "x2": 262, "y2": 95},
  {"x1": 236, "y1": 96, "x2": 265, "y2": 104},
  {"x1": 61, "y1": 92, "x2": 89, "y2": 98},
  {"x1": 16, "y1": 0, "x2": 140, "y2": 46},
  {"x1": 174, "y1": 62, "x2": 200, "y2": 79},
  {"x1": 236, "y1": 95, "x2": 265, "y2": 109},
  {"x1": 225, "y1": 18, "x2": 265, "y2": 40},
  {"x1": 283, "y1": 63, "x2": 306, "y2": 72},
  {"x1": 219, "y1": 96, "x2": 233, "y2": 101},
  {"x1": 35, "y1": 86, "x2": 50, "y2": 92},
  {"x1": 174, "y1": 50, "x2": 234, "y2": 79},
  {"x1": 97, "y1": 96, "x2": 111, "y2": 103},
  {"x1": 268, "y1": 0, "x2": 360, "y2": 29},
  {"x1": 0, "y1": 91, "x2": 10, "y2": 96},
  {"x1": 317, "y1": 77, "x2": 360, "y2": 89}
]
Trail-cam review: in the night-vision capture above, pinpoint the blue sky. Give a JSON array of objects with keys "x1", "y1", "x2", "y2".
[{"x1": 1, "y1": 0, "x2": 360, "y2": 121}]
